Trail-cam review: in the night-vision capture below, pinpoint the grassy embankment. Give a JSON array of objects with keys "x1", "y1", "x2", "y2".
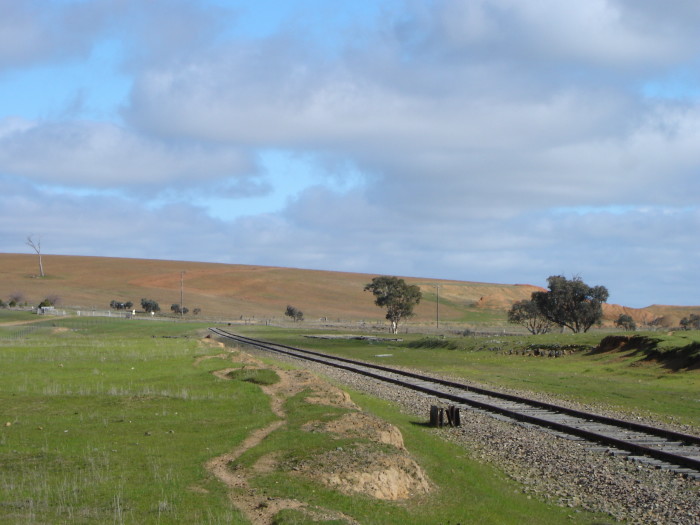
[
  {"x1": 0, "y1": 314, "x2": 609, "y2": 524},
  {"x1": 236, "y1": 326, "x2": 700, "y2": 429}
]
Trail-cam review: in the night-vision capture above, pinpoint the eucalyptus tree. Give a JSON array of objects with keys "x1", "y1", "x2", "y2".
[
  {"x1": 531, "y1": 275, "x2": 608, "y2": 333},
  {"x1": 507, "y1": 299, "x2": 554, "y2": 334},
  {"x1": 364, "y1": 276, "x2": 422, "y2": 334}
]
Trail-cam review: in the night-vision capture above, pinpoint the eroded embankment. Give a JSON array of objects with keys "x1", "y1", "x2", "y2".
[{"x1": 194, "y1": 337, "x2": 431, "y2": 525}]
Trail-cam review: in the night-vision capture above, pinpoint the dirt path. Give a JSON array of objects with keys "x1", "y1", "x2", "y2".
[{"x1": 204, "y1": 418, "x2": 293, "y2": 523}]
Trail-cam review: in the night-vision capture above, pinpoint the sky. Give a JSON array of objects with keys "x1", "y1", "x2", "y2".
[{"x1": 1, "y1": 0, "x2": 699, "y2": 308}]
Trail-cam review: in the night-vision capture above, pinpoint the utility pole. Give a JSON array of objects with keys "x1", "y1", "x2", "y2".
[
  {"x1": 180, "y1": 271, "x2": 185, "y2": 319},
  {"x1": 435, "y1": 284, "x2": 440, "y2": 329}
]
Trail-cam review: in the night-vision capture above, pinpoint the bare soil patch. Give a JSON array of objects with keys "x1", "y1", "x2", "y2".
[
  {"x1": 292, "y1": 444, "x2": 431, "y2": 501},
  {"x1": 304, "y1": 411, "x2": 406, "y2": 450},
  {"x1": 200, "y1": 335, "x2": 226, "y2": 349}
]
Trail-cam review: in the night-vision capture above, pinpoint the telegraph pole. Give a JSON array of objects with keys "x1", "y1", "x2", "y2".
[
  {"x1": 435, "y1": 284, "x2": 440, "y2": 329},
  {"x1": 180, "y1": 271, "x2": 185, "y2": 319}
]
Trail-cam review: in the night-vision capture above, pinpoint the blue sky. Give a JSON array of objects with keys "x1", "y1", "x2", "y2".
[{"x1": 1, "y1": 0, "x2": 699, "y2": 308}]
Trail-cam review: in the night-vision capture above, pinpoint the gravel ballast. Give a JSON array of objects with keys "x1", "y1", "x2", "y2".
[{"x1": 242, "y1": 346, "x2": 700, "y2": 525}]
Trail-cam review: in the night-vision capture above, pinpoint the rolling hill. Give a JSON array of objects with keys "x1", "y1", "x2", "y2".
[{"x1": 0, "y1": 253, "x2": 697, "y2": 328}]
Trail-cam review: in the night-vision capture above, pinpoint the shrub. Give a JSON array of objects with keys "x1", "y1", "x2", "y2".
[
  {"x1": 285, "y1": 305, "x2": 304, "y2": 322},
  {"x1": 110, "y1": 300, "x2": 131, "y2": 310},
  {"x1": 170, "y1": 304, "x2": 189, "y2": 315},
  {"x1": 406, "y1": 337, "x2": 458, "y2": 350},
  {"x1": 614, "y1": 314, "x2": 637, "y2": 331},
  {"x1": 680, "y1": 314, "x2": 700, "y2": 330},
  {"x1": 141, "y1": 298, "x2": 160, "y2": 313}
]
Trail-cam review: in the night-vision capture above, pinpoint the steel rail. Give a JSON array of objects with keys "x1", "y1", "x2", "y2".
[{"x1": 210, "y1": 328, "x2": 700, "y2": 474}]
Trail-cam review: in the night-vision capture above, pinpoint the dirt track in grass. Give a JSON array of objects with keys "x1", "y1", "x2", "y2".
[{"x1": 196, "y1": 337, "x2": 430, "y2": 524}]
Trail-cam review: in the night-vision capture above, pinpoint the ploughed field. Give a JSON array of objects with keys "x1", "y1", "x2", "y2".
[{"x1": 2, "y1": 253, "x2": 697, "y2": 327}]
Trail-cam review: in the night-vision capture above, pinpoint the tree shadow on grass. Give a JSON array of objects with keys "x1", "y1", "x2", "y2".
[{"x1": 589, "y1": 335, "x2": 700, "y2": 372}]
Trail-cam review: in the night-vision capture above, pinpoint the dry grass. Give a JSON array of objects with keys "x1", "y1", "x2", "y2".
[
  {"x1": 0, "y1": 253, "x2": 534, "y2": 322},
  {"x1": 1, "y1": 253, "x2": 696, "y2": 325}
]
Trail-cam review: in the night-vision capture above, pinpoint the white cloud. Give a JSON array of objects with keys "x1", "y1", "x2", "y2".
[
  {"x1": 215, "y1": 183, "x2": 700, "y2": 306},
  {"x1": 0, "y1": 118, "x2": 257, "y2": 193},
  {"x1": 120, "y1": 1, "x2": 700, "y2": 218},
  {"x1": 0, "y1": 0, "x2": 235, "y2": 72},
  {"x1": 0, "y1": 0, "x2": 96, "y2": 69},
  {"x1": 2, "y1": 0, "x2": 700, "y2": 307},
  {"x1": 0, "y1": 178, "x2": 234, "y2": 262},
  {"x1": 413, "y1": 0, "x2": 700, "y2": 69}
]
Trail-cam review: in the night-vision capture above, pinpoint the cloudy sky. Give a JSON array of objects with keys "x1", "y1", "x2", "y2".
[{"x1": 1, "y1": 0, "x2": 699, "y2": 308}]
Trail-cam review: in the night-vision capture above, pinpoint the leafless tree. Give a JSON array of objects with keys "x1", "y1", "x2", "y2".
[
  {"x1": 9, "y1": 292, "x2": 25, "y2": 306},
  {"x1": 26, "y1": 235, "x2": 44, "y2": 277}
]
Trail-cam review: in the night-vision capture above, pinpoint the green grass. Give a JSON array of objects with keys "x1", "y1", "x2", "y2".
[
  {"x1": 406, "y1": 337, "x2": 458, "y2": 350},
  {"x1": 226, "y1": 368, "x2": 280, "y2": 385},
  {"x1": 0, "y1": 315, "x2": 611, "y2": 523},
  {"x1": 0, "y1": 310, "x2": 36, "y2": 323},
  {"x1": 272, "y1": 509, "x2": 347, "y2": 524},
  {"x1": 419, "y1": 290, "x2": 508, "y2": 324},
  {"x1": 222, "y1": 388, "x2": 605, "y2": 525},
  {"x1": 234, "y1": 326, "x2": 700, "y2": 428},
  {"x1": 0, "y1": 318, "x2": 268, "y2": 523}
]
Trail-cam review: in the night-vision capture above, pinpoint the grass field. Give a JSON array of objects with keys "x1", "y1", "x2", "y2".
[
  {"x1": 0, "y1": 318, "x2": 256, "y2": 523},
  {"x1": 0, "y1": 314, "x2": 615, "y2": 524},
  {"x1": 234, "y1": 326, "x2": 700, "y2": 429}
]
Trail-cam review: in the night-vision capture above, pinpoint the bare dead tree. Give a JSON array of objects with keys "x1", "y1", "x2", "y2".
[{"x1": 26, "y1": 235, "x2": 44, "y2": 277}]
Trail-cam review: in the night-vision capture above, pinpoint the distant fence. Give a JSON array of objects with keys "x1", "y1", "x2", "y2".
[
  {"x1": 76, "y1": 309, "x2": 132, "y2": 318},
  {"x1": 1, "y1": 308, "x2": 639, "y2": 342},
  {"x1": 36, "y1": 306, "x2": 67, "y2": 316}
]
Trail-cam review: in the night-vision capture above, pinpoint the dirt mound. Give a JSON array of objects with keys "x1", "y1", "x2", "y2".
[
  {"x1": 296, "y1": 412, "x2": 431, "y2": 501},
  {"x1": 304, "y1": 412, "x2": 405, "y2": 450},
  {"x1": 594, "y1": 335, "x2": 634, "y2": 353},
  {"x1": 200, "y1": 336, "x2": 226, "y2": 349},
  {"x1": 293, "y1": 443, "x2": 431, "y2": 501},
  {"x1": 302, "y1": 378, "x2": 358, "y2": 410}
]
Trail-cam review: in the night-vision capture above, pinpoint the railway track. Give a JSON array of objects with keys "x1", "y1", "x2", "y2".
[{"x1": 210, "y1": 328, "x2": 700, "y2": 479}]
